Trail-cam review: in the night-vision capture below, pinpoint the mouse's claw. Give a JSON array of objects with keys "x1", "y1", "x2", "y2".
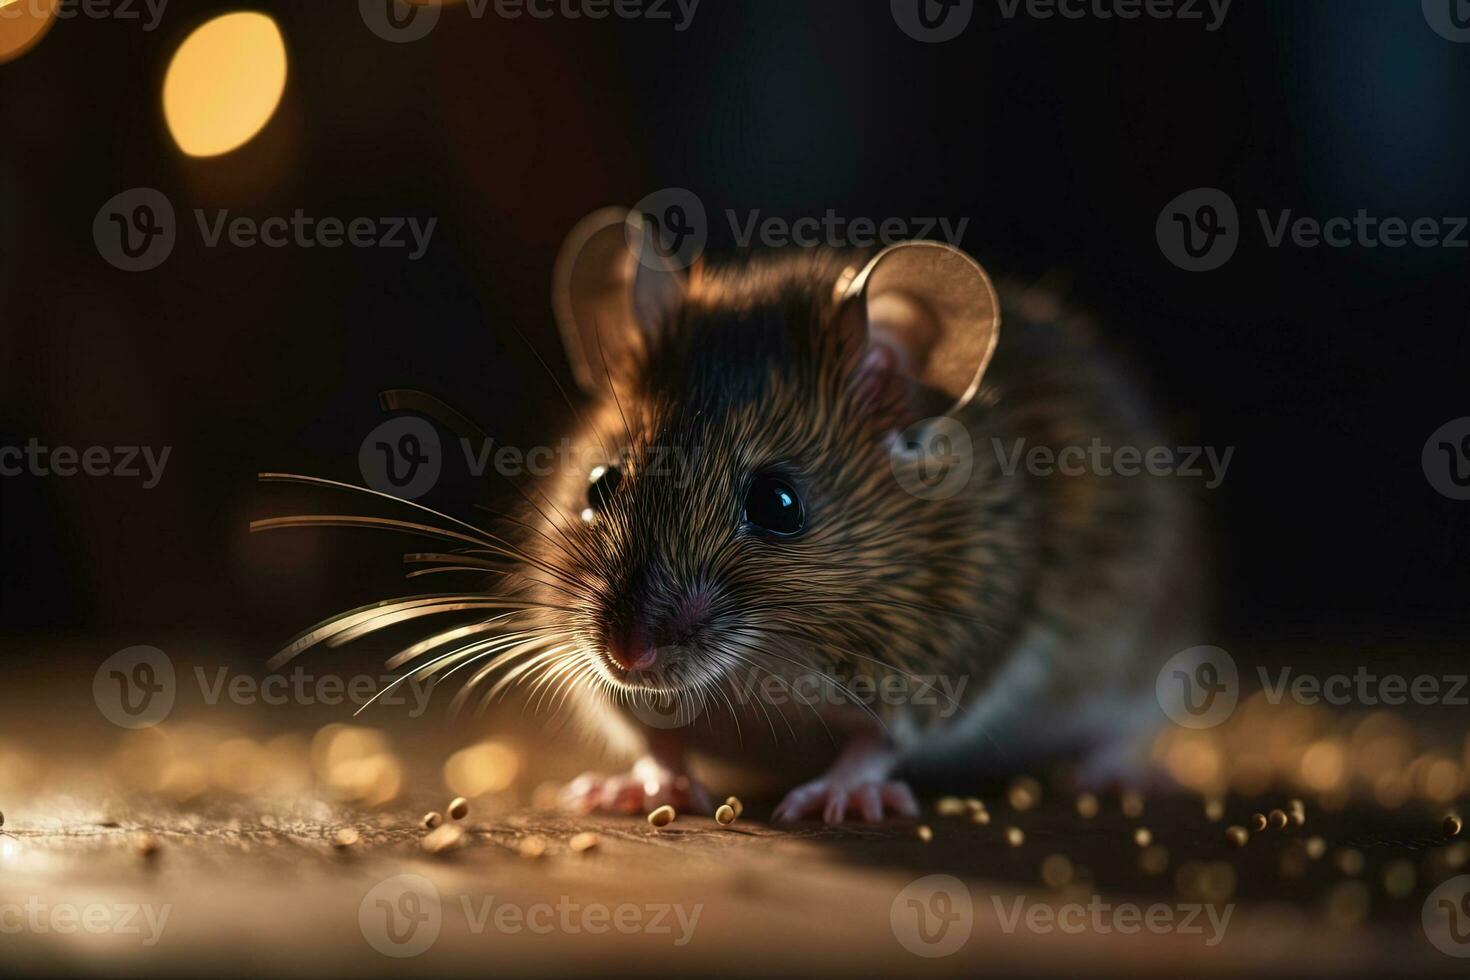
[
  {"x1": 772, "y1": 778, "x2": 918, "y2": 825},
  {"x1": 560, "y1": 756, "x2": 712, "y2": 816}
]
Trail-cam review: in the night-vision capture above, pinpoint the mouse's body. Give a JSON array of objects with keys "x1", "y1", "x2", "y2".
[{"x1": 524, "y1": 215, "x2": 1203, "y2": 822}]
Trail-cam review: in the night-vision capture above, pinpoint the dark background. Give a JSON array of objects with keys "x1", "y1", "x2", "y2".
[{"x1": 2, "y1": 0, "x2": 1467, "y2": 659}]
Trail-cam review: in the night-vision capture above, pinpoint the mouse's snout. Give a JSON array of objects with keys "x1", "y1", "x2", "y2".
[{"x1": 597, "y1": 583, "x2": 717, "y2": 688}]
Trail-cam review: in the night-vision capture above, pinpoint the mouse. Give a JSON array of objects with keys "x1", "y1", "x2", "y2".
[
  {"x1": 258, "y1": 207, "x2": 1203, "y2": 824},
  {"x1": 530, "y1": 208, "x2": 1203, "y2": 822}
]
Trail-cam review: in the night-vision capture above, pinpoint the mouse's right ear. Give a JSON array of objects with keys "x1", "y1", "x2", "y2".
[{"x1": 552, "y1": 207, "x2": 686, "y2": 394}]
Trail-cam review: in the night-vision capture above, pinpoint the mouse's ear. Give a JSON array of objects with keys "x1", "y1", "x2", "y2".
[
  {"x1": 552, "y1": 207, "x2": 686, "y2": 394},
  {"x1": 838, "y1": 240, "x2": 1001, "y2": 422}
]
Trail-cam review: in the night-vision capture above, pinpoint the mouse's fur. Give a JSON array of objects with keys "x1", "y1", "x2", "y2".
[{"x1": 526, "y1": 240, "x2": 1202, "y2": 790}]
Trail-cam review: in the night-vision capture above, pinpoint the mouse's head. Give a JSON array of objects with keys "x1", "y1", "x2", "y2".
[{"x1": 530, "y1": 209, "x2": 1003, "y2": 721}]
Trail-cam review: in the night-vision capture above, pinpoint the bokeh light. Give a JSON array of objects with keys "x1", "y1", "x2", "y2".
[
  {"x1": 0, "y1": 0, "x2": 58, "y2": 64},
  {"x1": 162, "y1": 11, "x2": 287, "y2": 157}
]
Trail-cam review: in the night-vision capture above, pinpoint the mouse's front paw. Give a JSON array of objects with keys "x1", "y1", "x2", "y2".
[
  {"x1": 560, "y1": 757, "x2": 713, "y2": 816},
  {"x1": 772, "y1": 777, "x2": 919, "y2": 825}
]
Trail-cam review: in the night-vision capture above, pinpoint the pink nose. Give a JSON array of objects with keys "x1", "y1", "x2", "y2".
[{"x1": 606, "y1": 628, "x2": 657, "y2": 672}]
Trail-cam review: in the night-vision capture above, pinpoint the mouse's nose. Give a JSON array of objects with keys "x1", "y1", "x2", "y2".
[{"x1": 604, "y1": 625, "x2": 658, "y2": 673}]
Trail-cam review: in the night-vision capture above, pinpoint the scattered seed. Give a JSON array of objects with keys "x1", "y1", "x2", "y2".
[
  {"x1": 134, "y1": 834, "x2": 160, "y2": 859},
  {"x1": 421, "y1": 823, "x2": 464, "y2": 855},
  {"x1": 1133, "y1": 827, "x2": 1153, "y2": 848},
  {"x1": 1008, "y1": 778, "x2": 1041, "y2": 811},
  {"x1": 1288, "y1": 799, "x2": 1306, "y2": 826},
  {"x1": 1444, "y1": 814, "x2": 1463, "y2": 838},
  {"x1": 447, "y1": 797, "x2": 470, "y2": 821},
  {"x1": 1268, "y1": 809, "x2": 1289, "y2": 830},
  {"x1": 332, "y1": 828, "x2": 359, "y2": 850},
  {"x1": 1121, "y1": 791, "x2": 1144, "y2": 818},
  {"x1": 724, "y1": 796, "x2": 744, "y2": 820},
  {"x1": 715, "y1": 804, "x2": 736, "y2": 826},
  {"x1": 421, "y1": 811, "x2": 443, "y2": 831},
  {"x1": 1076, "y1": 793, "x2": 1099, "y2": 819},
  {"x1": 1040, "y1": 854, "x2": 1074, "y2": 889},
  {"x1": 971, "y1": 807, "x2": 991, "y2": 825},
  {"x1": 916, "y1": 824, "x2": 934, "y2": 843},
  {"x1": 518, "y1": 836, "x2": 547, "y2": 859},
  {"x1": 1225, "y1": 825, "x2": 1250, "y2": 848},
  {"x1": 1203, "y1": 798, "x2": 1224, "y2": 822},
  {"x1": 964, "y1": 797, "x2": 985, "y2": 815},
  {"x1": 936, "y1": 796, "x2": 966, "y2": 817},
  {"x1": 1305, "y1": 836, "x2": 1327, "y2": 860},
  {"x1": 1249, "y1": 812, "x2": 1268, "y2": 833},
  {"x1": 569, "y1": 832, "x2": 599, "y2": 853},
  {"x1": 1005, "y1": 826, "x2": 1025, "y2": 847},
  {"x1": 1335, "y1": 848, "x2": 1365, "y2": 876},
  {"x1": 647, "y1": 805, "x2": 676, "y2": 828}
]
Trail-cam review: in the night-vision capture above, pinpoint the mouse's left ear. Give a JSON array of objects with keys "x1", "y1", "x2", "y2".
[
  {"x1": 552, "y1": 207, "x2": 686, "y2": 395},
  {"x1": 838, "y1": 240, "x2": 1000, "y2": 421}
]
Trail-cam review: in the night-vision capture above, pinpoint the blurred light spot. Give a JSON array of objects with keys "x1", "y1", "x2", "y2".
[
  {"x1": 0, "y1": 0, "x2": 57, "y2": 64},
  {"x1": 163, "y1": 12, "x2": 287, "y2": 157},
  {"x1": 444, "y1": 740, "x2": 520, "y2": 798}
]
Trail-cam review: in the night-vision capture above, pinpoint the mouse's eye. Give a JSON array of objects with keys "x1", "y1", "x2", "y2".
[
  {"x1": 582, "y1": 464, "x2": 622, "y2": 521},
  {"x1": 743, "y1": 475, "x2": 804, "y2": 536}
]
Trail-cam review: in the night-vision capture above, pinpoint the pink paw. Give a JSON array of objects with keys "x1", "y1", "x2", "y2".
[
  {"x1": 560, "y1": 757, "x2": 713, "y2": 816},
  {"x1": 772, "y1": 778, "x2": 919, "y2": 825}
]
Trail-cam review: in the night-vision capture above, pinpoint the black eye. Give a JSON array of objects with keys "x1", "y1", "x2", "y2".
[
  {"x1": 585, "y1": 464, "x2": 621, "y2": 517},
  {"x1": 743, "y1": 475, "x2": 804, "y2": 536}
]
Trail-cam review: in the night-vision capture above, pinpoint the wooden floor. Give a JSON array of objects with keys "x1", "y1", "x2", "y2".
[{"x1": 1, "y1": 642, "x2": 1467, "y2": 977}]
